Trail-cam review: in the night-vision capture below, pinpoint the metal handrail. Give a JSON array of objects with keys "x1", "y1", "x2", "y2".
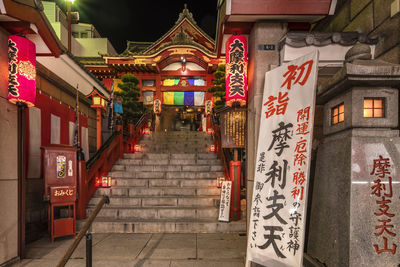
[{"x1": 57, "y1": 195, "x2": 110, "y2": 267}]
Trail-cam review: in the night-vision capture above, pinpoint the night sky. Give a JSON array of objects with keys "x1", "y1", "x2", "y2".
[{"x1": 53, "y1": 0, "x2": 218, "y2": 54}]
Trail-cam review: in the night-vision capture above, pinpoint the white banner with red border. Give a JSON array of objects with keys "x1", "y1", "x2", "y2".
[{"x1": 246, "y1": 51, "x2": 319, "y2": 267}]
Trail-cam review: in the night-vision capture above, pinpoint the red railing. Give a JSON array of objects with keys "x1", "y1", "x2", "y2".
[
  {"x1": 124, "y1": 115, "x2": 148, "y2": 153},
  {"x1": 76, "y1": 114, "x2": 148, "y2": 219},
  {"x1": 213, "y1": 124, "x2": 230, "y2": 180}
]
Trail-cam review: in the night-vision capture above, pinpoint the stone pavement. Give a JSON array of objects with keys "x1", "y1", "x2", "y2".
[{"x1": 12, "y1": 233, "x2": 247, "y2": 266}]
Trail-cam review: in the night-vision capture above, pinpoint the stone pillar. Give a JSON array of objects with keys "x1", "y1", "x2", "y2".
[
  {"x1": 0, "y1": 30, "x2": 19, "y2": 264},
  {"x1": 246, "y1": 22, "x2": 287, "y2": 228},
  {"x1": 307, "y1": 45, "x2": 400, "y2": 267}
]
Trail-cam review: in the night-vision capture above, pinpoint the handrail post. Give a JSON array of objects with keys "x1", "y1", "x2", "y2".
[
  {"x1": 77, "y1": 159, "x2": 88, "y2": 219},
  {"x1": 85, "y1": 233, "x2": 92, "y2": 267},
  {"x1": 57, "y1": 195, "x2": 109, "y2": 267}
]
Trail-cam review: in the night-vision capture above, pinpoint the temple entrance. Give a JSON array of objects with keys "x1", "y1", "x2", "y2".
[{"x1": 156, "y1": 106, "x2": 204, "y2": 132}]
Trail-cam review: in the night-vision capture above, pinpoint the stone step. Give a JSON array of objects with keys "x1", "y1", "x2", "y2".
[
  {"x1": 108, "y1": 171, "x2": 223, "y2": 179},
  {"x1": 115, "y1": 158, "x2": 220, "y2": 166},
  {"x1": 95, "y1": 187, "x2": 221, "y2": 197},
  {"x1": 77, "y1": 219, "x2": 246, "y2": 233},
  {"x1": 109, "y1": 178, "x2": 218, "y2": 188},
  {"x1": 123, "y1": 153, "x2": 217, "y2": 160},
  {"x1": 86, "y1": 207, "x2": 219, "y2": 220},
  {"x1": 88, "y1": 196, "x2": 219, "y2": 208}
]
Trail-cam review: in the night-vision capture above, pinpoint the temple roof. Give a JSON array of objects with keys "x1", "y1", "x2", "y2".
[{"x1": 120, "y1": 4, "x2": 216, "y2": 56}]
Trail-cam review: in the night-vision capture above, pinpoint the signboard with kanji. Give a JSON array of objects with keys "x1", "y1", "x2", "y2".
[
  {"x1": 218, "y1": 181, "x2": 232, "y2": 222},
  {"x1": 246, "y1": 51, "x2": 318, "y2": 267},
  {"x1": 220, "y1": 109, "x2": 246, "y2": 148},
  {"x1": 226, "y1": 35, "x2": 247, "y2": 107}
]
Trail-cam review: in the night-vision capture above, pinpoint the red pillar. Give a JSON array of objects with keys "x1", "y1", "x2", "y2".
[
  {"x1": 76, "y1": 160, "x2": 87, "y2": 219},
  {"x1": 96, "y1": 108, "x2": 101, "y2": 150},
  {"x1": 230, "y1": 151, "x2": 241, "y2": 221}
]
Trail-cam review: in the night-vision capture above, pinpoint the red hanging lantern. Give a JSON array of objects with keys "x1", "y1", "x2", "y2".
[
  {"x1": 153, "y1": 99, "x2": 161, "y2": 114},
  {"x1": 8, "y1": 35, "x2": 36, "y2": 107}
]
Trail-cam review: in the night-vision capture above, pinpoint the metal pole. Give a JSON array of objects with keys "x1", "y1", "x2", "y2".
[
  {"x1": 85, "y1": 233, "x2": 92, "y2": 267},
  {"x1": 17, "y1": 103, "x2": 26, "y2": 258},
  {"x1": 57, "y1": 195, "x2": 109, "y2": 267},
  {"x1": 67, "y1": 2, "x2": 71, "y2": 52}
]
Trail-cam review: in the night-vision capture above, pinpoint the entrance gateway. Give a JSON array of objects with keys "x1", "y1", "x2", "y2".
[{"x1": 85, "y1": 5, "x2": 222, "y2": 132}]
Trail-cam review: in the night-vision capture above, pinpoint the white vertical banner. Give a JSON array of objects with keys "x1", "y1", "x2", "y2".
[
  {"x1": 246, "y1": 51, "x2": 319, "y2": 267},
  {"x1": 50, "y1": 114, "x2": 60, "y2": 144},
  {"x1": 218, "y1": 181, "x2": 232, "y2": 222}
]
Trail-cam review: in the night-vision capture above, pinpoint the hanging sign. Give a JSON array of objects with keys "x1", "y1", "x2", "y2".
[
  {"x1": 8, "y1": 35, "x2": 36, "y2": 107},
  {"x1": 220, "y1": 109, "x2": 246, "y2": 148},
  {"x1": 153, "y1": 99, "x2": 161, "y2": 114},
  {"x1": 205, "y1": 100, "x2": 212, "y2": 115},
  {"x1": 56, "y1": 156, "x2": 67, "y2": 179},
  {"x1": 246, "y1": 51, "x2": 318, "y2": 267},
  {"x1": 218, "y1": 180, "x2": 232, "y2": 222},
  {"x1": 225, "y1": 35, "x2": 247, "y2": 107}
]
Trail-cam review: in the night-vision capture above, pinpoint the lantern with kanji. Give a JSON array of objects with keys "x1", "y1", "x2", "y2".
[
  {"x1": 87, "y1": 88, "x2": 107, "y2": 150},
  {"x1": 8, "y1": 35, "x2": 36, "y2": 107},
  {"x1": 153, "y1": 99, "x2": 161, "y2": 114},
  {"x1": 225, "y1": 35, "x2": 248, "y2": 107}
]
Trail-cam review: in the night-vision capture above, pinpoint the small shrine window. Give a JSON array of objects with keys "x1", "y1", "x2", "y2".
[
  {"x1": 331, "y1": 103, "x2": 344, "y2": 125},
  {"x1": 363, "y1": 98, "x2": 384, "y2": 118},
  {"x1": 142, "y1": 80, "x2": 155, "y2": 87}
]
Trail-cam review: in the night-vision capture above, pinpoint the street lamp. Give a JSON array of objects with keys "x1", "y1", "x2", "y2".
[
  {"x1": 87, "y1": 88, "x2": 107, "y2": 150},
  {"x1": 67, "y1": 0, "x2": 75, "y2": 52}
]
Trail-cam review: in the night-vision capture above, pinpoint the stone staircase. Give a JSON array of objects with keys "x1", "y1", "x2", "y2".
[{"x1": 84, "y1": 131, "x2": 246, "y2": 233}]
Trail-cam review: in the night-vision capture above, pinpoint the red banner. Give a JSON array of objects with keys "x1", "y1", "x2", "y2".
[{"x1": 225, "y1": 35, "x2": 247, "y2": 107}]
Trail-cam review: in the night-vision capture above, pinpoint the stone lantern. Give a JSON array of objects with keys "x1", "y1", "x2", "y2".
[{"x1": 307, "y1": 44, "x2": 400, "y2": 267}]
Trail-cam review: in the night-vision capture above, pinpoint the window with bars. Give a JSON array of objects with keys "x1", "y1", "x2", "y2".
[
  {"x1": 331, "y1": 103, "x2": 344, "y2": 125},
  {"x1": 363, "y1": 98, "x2": 384, "y2": 118}
]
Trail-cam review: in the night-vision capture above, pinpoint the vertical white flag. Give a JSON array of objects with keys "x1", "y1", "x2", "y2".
[{"x1": 246, "y1": 51, "x2": 319, "y2": 267}]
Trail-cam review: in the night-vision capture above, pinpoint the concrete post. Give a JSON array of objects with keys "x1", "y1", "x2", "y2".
[{"x1": 246, "y1": 22, "x2": 287, "y2": 229}]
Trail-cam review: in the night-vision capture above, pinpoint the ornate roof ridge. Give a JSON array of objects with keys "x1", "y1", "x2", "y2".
[
  {"x1": 175, "y1": 3, "x2": 197, "y2": 25},
  {"x1": 279, "y1": 31, "x2": 379, "y2": 49}
]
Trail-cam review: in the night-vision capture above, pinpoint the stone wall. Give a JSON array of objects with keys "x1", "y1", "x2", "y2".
[
  {"x1": 313, "y1": 0, "x2": 399, "y2": 63},
  {"x1": 0, "y1": 28, "x2": 18, "y2": 265}
]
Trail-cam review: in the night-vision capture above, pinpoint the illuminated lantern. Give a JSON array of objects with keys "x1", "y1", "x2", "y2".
[
  {"x1": 210, "y1": 145, "x2": 215, "y2": 152},
  {"x1": 8, "y1": 35, "x2": 36, "y2": 107},
  {"x1": 144, "y1": 128, "x2": 151, "y2": 134},
  {"x1": 153, "y1": 99, "x2": 162, "y2": 114},
  {"x1": 225, "y1": 35, "x2": 247, "y2": 107},
  {"x1": 134, "y1": 144, "x2": 142, "y2": 152},
  {"x1": 101, "y1": 176, "x2": 112, "y2": 187},
  {"x1": 217, "y1": 177, "x2": 225, "y2": 188},
  {"x1": 205, "y1": 100, "x2": 212, "y2": 115}
]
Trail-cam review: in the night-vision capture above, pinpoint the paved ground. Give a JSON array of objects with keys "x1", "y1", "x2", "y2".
[{"x1": 12, "y1": 233, "x2": 247, "y2": 266}]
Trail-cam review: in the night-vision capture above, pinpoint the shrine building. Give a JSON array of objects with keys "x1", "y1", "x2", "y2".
[{"x1": 81, "y1": 5, "x2": 224, "y2": 131}]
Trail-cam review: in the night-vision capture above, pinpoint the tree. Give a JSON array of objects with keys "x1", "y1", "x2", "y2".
[
  {"x1": 115, "y1": 73, "x2": 143, "y2": 124},
  {"x1": 208, "y1": 64, "x2": 226, "y2": 110}
]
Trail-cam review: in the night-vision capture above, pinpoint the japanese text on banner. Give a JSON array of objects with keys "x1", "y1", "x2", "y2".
[{"x1": 246, "y1": 51, "x2": 318, "y2": 267}]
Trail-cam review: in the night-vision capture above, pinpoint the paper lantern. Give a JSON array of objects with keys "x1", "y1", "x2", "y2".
[
  {"x1": 153, "y1": 99, "x2": 162, "y2": 114},
  {"x1": 8, "y1": 35, "x2": 36, "y2": 107},
  {"x1": 205, "y1": 100, "x2": 212, "y2": 115},
  {"x1": 225, "y1": 35, "x2": 247, "y2": 107}
]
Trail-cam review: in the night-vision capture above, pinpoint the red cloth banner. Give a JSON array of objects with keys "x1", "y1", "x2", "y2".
[{"x1": 225, "y1": 35, "x2": 247, "y2": 107}]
